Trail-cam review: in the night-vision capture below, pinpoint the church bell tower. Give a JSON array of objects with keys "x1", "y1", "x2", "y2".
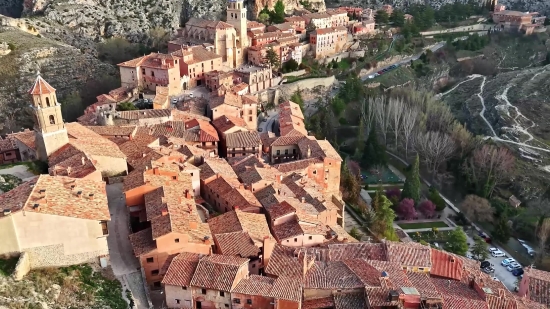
[
  {"x1": 227, "y1": 0, "x2": 248, "y2": 66},
  {"x1": 29, "y1": 72, "x2": 69, "y2": 161}
]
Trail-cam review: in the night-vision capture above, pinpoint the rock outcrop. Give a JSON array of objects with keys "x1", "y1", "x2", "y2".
[
  {"x1": 250, "y1": 0, "x2": 326, "y2": 17},
  {"x1": 0, "y1": 25, "x2": 116, "y2": 133}
]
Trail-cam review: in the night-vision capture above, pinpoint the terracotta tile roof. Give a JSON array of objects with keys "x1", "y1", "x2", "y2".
[
  {"x1": 175, "y1": 99, "x2": 208, "y2": 118},
  {"x1": 365, "y1": 286, "x2": 400, "y2": 307},
  {"x1": 341, "y1": 259, "x2": 383, "y2": 287},
  {"x1": 28, "y1": 74, "x2": 56, "y2": 95},
  {"x1": 117, "y1": 55, "x2": 147, "y2": 67},
  {"x1": 247, "y1": 21, "x2": 265, "y2": 29},
  {"x1": 513, "y1": 295, "x2": 548, "y2": 309},
  {"x1": 279, "y1": 101, "x2": 304, "y2": 119},
  {"x1": 266, "y1": 201, "x2": 296, "y2": 221},
  {"x1": 297, "y1": 137, "x2": 342, "y2": 161},
  {"x1": 128, "y1": 228, "x2": 157, "y2": 256},
  {"x1": 279, "y1": 112, "x2": 308, "y2": 136},
  {"x1": 386, "y1": 241, "x2": 431, "y2": 268},
  {"x1": 0, "y1": 137, "x2": 17, "y2": 151},
  {"x1": 117, "y1": 109, "x2": 172, "y2": 120},
  {"x1": 232, "y1": 275, "x2": 302, "y2": 302},
  {"x1": 189, "y1": 254, "x2": 249, "y2": 291},
  {"x1": 228, "y1": 155, "x2": 265, "y2": 174},
  {"x1": 225, "y1": 131, "x2": 261, "y2": 148},
  {"x1": 0, "y1": 175, "x2": 109, "y2": 221},
  {"x1": 7, "y1": 129, "x2": 36, "y2": 150},
  {"x1": 430, "y1": 248, "x2": 464, "y2": 280},
  {"x1": 406, "y1": 271, "x2": 442, "y2": 299},
  {"x1": 272, "y1": 217, "x2": 304, "y2": 240},
  {"x1": 265, "y1": 244, "x2": 310, "y2": 278},
  {"x1": 214, "y1": 231, "x2": 260, "y2": 257},
  {"x1": 172, "y1": 46, "x2": 221, "y2": 65},
  {"x1": 524, "y1": 267, "x2": 550, "y2": 306},
  {"x1": 212, "y1": 115, "x2": 248, "y2": 133},
  {"x1": 184, "y1": 119, "x2": 219, "y2": 142},
  {"x1": 238, "y1": 165, "x2": 276, "y2": 185},
  {"x1": 65, "y1": 122, "x2": 126, "y2": 159},
  {"x1": 49, "y1": 150, "x2": 99, "y2": 179},
  {"x1": 259, "y1": 131, "x2": 277, "y2": 147},
  {"x1": 327, "y1": 243, "x2": 387, "y2": 261},
  {"x1": 161, "y1": 252, "x2": 202, "y2": 286},
  {"x1": 364, "y1": 260, "x2": 411, "y2": 291},
  {"x1": 199, "y1": 158, "x2": 238, "y2": 180},
  {"x1": 274, "y1": 158, "x2": 323, "y2": 173},
  {"x1": 303, "y1": 297, "x2": 334, "y2": 309},
  {"x1": 334, "y1": 291, "x2": 366, "y2": 309},
  {"x1": 185, "y1": 18, "x2": 235, "y2": 30},
  {"x1": 304, "y1": 261, "x2": 364, "y2": 289},
  {"x1": 208, "y1": 210, "x2": 272, "y2": 245},
  {"x1": 270, "y1": 134, "x2": 306, "y2": 146},
  {"x1": 77, "y1": 113, "x2": 97, "y2": 125},
  {"x1": 177, "y1": 143, "x2": 210, "y2": 158},
  {"x1": 85, "y1": 125, "x2": 137, "y2": 137},
  {"x1": 430, "y1": 276, "x2": 488, "y2": 309}
]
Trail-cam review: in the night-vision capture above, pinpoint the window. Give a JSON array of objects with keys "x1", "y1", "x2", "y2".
[
  {"x1": 146, "y1": 257, "x2": 154, "y2": 263},
  {"x1": 153, "y1": 281, "x2": 161, "y2": 288},
  {"x1": 285, "y1": 149, "x2": 288, "y2": 155},
  {"x1": 182, "y1": 286, "x2": 187, "y2": 290},
  {"x1": 49, "y1": 115, "x2": 55, "y2": 125},
  {"x1": 309, "y1": 236, "x2": 313, "y2": 240},
  {"x1": 175, "y1": 238, "x2": 180, "y2": 243},
  {"x1": 294, "y1": 238, "x2": 298, "y2": 242},
  {"x1": 152, "y1": 269, "x2": 159, "y2": 275},
  {"x1": 248, "y1": 110, "x2": 252, "y2": 115},
  {"x1": 313, "y1": 170, "x2": 317, "y2": 175},
  {"x1": 202, "y1": 289, "x2": 207, "y2": 295},
  {"x1": 176, "y1": 299, "x2": 180, "y2": 304},
  {"x1": 220, "y1": 291, "x2": 225, "y2": 297},
  {"x1": 151, "y1": 71, "x2": 155, "y2": 77},
  {"x1": 101, "y1": 221, "x2": 108, "y2": 235},
  {"x1": 249, "y1": 116, "x2": 252, "y2": 121},
  {"x1": 233, "y1": 298, "x2": 241, "y2": 304},
  {"x1": 252, "y1": 264, "x2": 256, "y2": 268},
  {"x1": 172, "y1": 176, "x2": 177, "y2": 180},
  {"x1": 247, "y1": 299, "x2": 252, "y2": 304},
  {"x1": 225, "y1": 305, "x2": 229, "y2": 308},
  {"x1": 276, "y1": 150, "x2": 280, "y2": 155},
  {"x1": 45, "y1": 97, "x2": 51, "y2": 107}
]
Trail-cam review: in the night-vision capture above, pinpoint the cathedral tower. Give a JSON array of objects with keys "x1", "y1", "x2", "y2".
[
  {"x1": 227, "y1": 0, "x2": 248, "y2": 66},
  {"x1": 29, "y1": 72, "x2": 69, "y2": 161}
]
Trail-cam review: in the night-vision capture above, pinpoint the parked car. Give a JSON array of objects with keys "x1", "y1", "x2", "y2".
[
  {"x1": 480, "y1": 261, "x2": 493, "y2": 269},
  {"x1": 491, "y1": 249, "x2": 505, "y2": 257},
  {"x1": 257, "y1": 127, "x2": 263, "y2": 132},
  {"x1": 189, "y1": 93, "x2": 194, "y2": 98},
  {"x1": 512, "y1": 268, "x2": 524, "y2": 276},
  {"x1": 501, "y1": 258, "x2": 516, "y2": 267},
  {"x1": 527, "y1": 248, "x2": 536, "y2": 257},
  {"x1": 492, "y1": 277, "x2": 500, "y2": 281},
  {"x1": 171, "y1": 98, "x2": 177, "y2": 104},
  {"x1": 377, "y1": 71, "x2": 383, "y2": 74},
  {"x1": 507, "y1": 262, "x2": 522, "y2": 272},
  {"x1": 482, "y1": 266, "x2": 495, "y2": 274},
  {"x1": 368, "y1": 75, "x2": 375, "y2": 79}
]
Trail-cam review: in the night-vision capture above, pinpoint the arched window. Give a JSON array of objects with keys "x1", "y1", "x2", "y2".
[
  {"x1": 49, "y1": 115, "x2": 55, "y2": 124},
  {"x1": 45, "y1": 97, "x2": 50, "y2": 107}
]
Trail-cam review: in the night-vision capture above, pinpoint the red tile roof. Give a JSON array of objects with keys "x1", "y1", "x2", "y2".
[
  {"x1": 430, "y1": 276, "x2": 488, "y2": 309},
  {"x1": 28, "y1": 74, "x2": 56, "y2": 95},
  {"x1": 304, "y1": 261, "x2": 364, "y2": 289},
  {"x1": 161, "y1": 252, "x2": 202, "y2": 286},
  {"x1": 214, "y1": 231, "x2": 260, "y2": 258},
  {"x1": 0, "y1": 137, "x2": 17, "y2": 152},
  {"x1": 225, "y1": 131, "x2": 262, "y2": 148},
  {"x1": 212, "y1": 114, "x2": 248, "y2": 133},
  {"x1": 199, "y1": 158, "x2": 238, "y2": 180},
  {"x1": 128, "y1": 227, "x2": 157, "y2": 256},
  {"x1": 523, "y1": 267, "x2": 550, "y2": 306},
  {"x1": 189, "y1": 254, "x2": 249, "y2": 291},
  {"x1": 208, "y1": 210, "x2": 272, "y2": 245},
  {"x1": 65, "y1": 122, "x2": 127, "y2": 159},
  {"x1": 0, "y1": 175, "x2": 109, "y2": 221},
  {"x1": 430, "y1": 248, "x2": 464, "y2": 280},
  {"x1": 334, "y1": 291, "x2": 366, "y2": 309},
  {"x1": 386, "y1": 241, "x2": 431, "y2": 268},
  {"x1": 8, "y1": 129, "x2": 36, "y2": 150},
  {"x1": 303, "y1": 297, "x2": 334, "y2": 309}
]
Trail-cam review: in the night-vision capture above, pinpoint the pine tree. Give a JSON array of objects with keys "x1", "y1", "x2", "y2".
[
  {"x1": 401, "y1": 155, "x2": 421, "y2": 203},
  {"x1": 362, "y1": 125, "x2": 387, "y2": 168}
]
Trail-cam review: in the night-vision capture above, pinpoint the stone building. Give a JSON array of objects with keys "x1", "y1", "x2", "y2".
[
  {"x1": 169, "y1": 45, "x2": 223, "y2": 89},
  {"x1": 208, "y1": 91, "x2": 258, "y2": 129},
  {"x1": 204, "y1": 70, "x2": 234, "y2": 92},
  {"x1": 327, "y1": 9, "x2": 350, "y2": 27},
  {"x1": 118, "y1": 53, "x2": 182, "y2": 95},
  {"x1": 231, "y1": 275, "x2": 302, "y2": 309},
  {"x1": 309, "y1": 27, "x2": 348, "y2": 59},
  {"x1": 0, "y1": 175, "x2": 110, "y2": 268},
  {"x1": 234, "y1": 65, "x2": 278, "y2": 94},
  {"x1": 303, "y1": 12, "x2": 332, "y2": 29},
  {"x1": 7, "y1": 130, "x2": 37, "y2": 161},
  {"x1": 0, "y1": 137, "x2": 19, "y2": 164},
  {"x1": 223, "y1": 131, "x2": 262, "y2": 159},
  {"x1": 172, "y1": 0, "x2": 249, "y2": 69}
]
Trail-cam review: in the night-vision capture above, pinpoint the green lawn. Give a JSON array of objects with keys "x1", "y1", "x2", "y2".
[
  {"x1": 338, "y1": 59, "x2": 351, "y2": 70},
  {"x1": 398, "y1": 221, "x2": 449, "y2": 229}
]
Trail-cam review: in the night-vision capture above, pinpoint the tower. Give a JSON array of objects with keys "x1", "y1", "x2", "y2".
[
  {"x1": 226, "y1": 0, "x2": 248, "y2": 67},
  {"x1": 28, "y1": 72, "x2": 69, "y2": 161}
]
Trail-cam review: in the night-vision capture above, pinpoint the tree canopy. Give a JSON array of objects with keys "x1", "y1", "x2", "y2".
[
  {"x1": 401, "y1": 155, "x2": 421, "y2": 204},
  {"x1": 371, "y1": 189, "x2": 398, "y2": 241},
  {"x1": 375, "y1": 10, "x2": 390, "y2": 24},
  {"x1": 471, "y1": 235, "x2": 489, "y2": 261},
  {"x1": 264, "y1": 47, "x2": 281, "y2": 69},
  {"x1": 444, "y1": 228, "x2": 469, "y2": 256},
  {"x1": 362, "y1": 125, "x2": 387, "y2": 168}
]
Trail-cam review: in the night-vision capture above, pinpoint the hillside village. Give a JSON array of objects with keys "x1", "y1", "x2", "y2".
[{"x1": 1, "y1": 0, "x2": 550, "y2": 308}]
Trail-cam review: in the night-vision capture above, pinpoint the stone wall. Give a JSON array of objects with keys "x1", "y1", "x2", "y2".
[
  {"x1": 278, "y1": 75, "x2": 336, "y2": 99},
  {"x1": 25, "y1": 243, "x2": 107, "y2": 268},
  {"x1": 282, "y1": 69, "x2": 307, "y2": 77},
  {"x1": 319, "y1": 50, "x2": 366, "y2": 65},
  {"x1": 12, "y1": 252, "x2": 30, "y2": 281}
]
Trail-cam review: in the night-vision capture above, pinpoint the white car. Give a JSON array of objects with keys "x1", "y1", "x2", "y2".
[
  {"x1": 492, "y1": 277, "x2": 500, "y2": 281},
  {"x1": 189, "y1": 93, "x2": 194, "y2": 98},
  {"x1": 489, "y1": 247, "x2": 499, "y2": 252},
  {"x1": 527, "y1": 248, "x2": 536, "y2": 256},
  {"x1": 507, "y1": 262, "x2": 521, "y2": 271},
  {"x1": 491, "y1": 249, "x2": 505, "y2": 257},
  {"x1": 368, "y1": 75, "x2": 375, "y2": 79},
  {"x1": 501, "y1": 258, "x2": 516, "y2": 266},
  {"x1": 171, "y1": 98, "x2": 177, "y2": 104}
]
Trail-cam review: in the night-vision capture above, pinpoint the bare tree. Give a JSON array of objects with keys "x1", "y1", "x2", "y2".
[
  {"x1": 425, "y1": 104, "x2": 454, "y2": 132},
  {"x1": 361, "y1": 98, "x2": 375, "y2": 136},
  {"x1": 450, "y1": 121, "x2": 479, "y2": 158},
  {"x1": 536, "y1": 218, "x2": 550, "y2": 263},
  {"x1": 462, "y1": 144, "x2": 515, "y2": 198},
  {"x1": 373, "y1": 96, "x2": 391, "y2": 145},
  {"x1": 389, "y1": 98, "x2": 404, "y2": 151},
  {"x1": 401, "y1": 107, "x2": 418, "y2": 159},
  {"x1": 414, "y1": 131, "x2": 456, "y2": 174},
  {"x1": 461, "y1": 195, "x2": 495, "y2": 222}
]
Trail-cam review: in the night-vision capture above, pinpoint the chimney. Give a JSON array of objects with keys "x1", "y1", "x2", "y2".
[
  {"x1": 66, "y1": 166, "x2": 72, "y2": 175},
  {"x1": 185, "y1": 189, "x2": 192, "y2": 199},
  {"x1": 301, "y1": 196, "x2": 305, "y2": 203},
  {"x1": 307, "y1": 145, "x2": 311, "y2": 158},
  {"x1": 76, "y1": 191, "x2": 82, "y2": 198},
  {"x1": 239, "y1": 184, "x2": 244, "y2": 190},
  {"x1": 161, "y1": 209, "x2": 169, "y2": 216},
  {"x1": 203, "y1": 236, "x2": 211, "y2": 245},
  {"x1": 88, "y1": 193, "x2": 94, "y2": 200},
  {"x1": 81, "y1": 156, "x2": 86, "y2": 166},
  {"x1": 189, "y1": 221, "x2": 198, "y2": 229},
  {"x1": 276, "y1": 173, "x2": 282, "y2": 184},
  {"x1": 3, "y1": 209, "x2": 12, "y2": 216}
]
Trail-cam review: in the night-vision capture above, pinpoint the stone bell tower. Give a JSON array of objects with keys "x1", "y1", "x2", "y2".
[
  {"x1": 227, "y1": 0, "x2": 248, "y2": 66},
  {"x1": 29, "y1": 72, "x2": 69, "y2": 161}
]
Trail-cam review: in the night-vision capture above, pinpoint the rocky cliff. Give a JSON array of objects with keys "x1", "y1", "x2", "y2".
[
  {"x1": 0, "y1": 25, "x2": 116, "y2": 132},
  {"x1": 250, "y1": 0, "x2": 326, "y2": 17}
]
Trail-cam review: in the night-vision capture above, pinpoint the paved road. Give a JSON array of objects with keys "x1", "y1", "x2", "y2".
[
  {"x1": 258, "y1": 109, "x2": 278, "y2": 133},
  {"x1": 106, "y1": 183, "x2": 150, "y2": 309},
  {"x1": 0, "y1": 165, "x2": 35, "y2": 182}
]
